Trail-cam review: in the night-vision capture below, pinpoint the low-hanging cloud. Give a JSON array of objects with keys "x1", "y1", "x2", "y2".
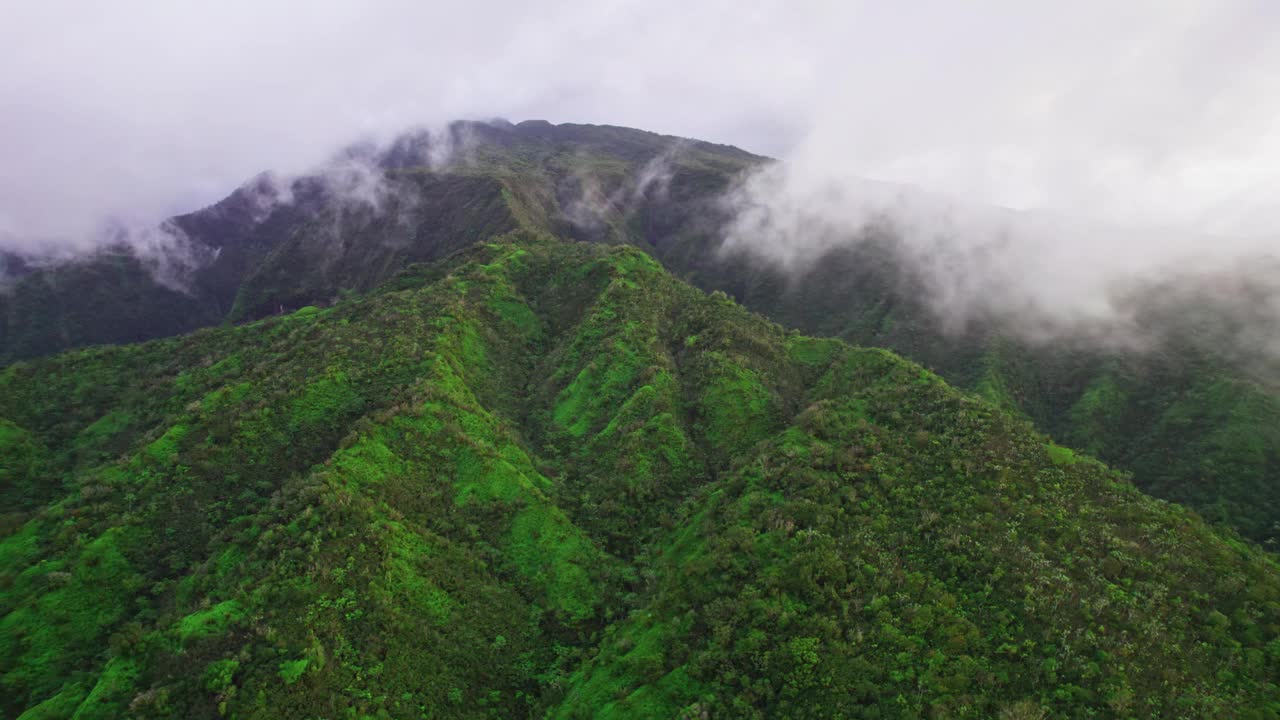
[
  {"x1": 562, "y1": 140, "x2": 688, "y2": 233},
  {"x1": 5, "y1": 1, "x2": 1277, "y2": 241},
  {"x1": 720, "y1": 159, "x2": 1280, "y2": 353},
  {"x1": 2, "y1": 1, "x2": 1279, "y2": 360},
  {"x1": 0, "y1": 0, "x2": 810, "y2": 249}
]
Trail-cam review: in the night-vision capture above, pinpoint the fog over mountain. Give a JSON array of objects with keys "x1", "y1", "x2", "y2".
[{"x1": 2, "y1": 1, "x2": 1279, "y2": 355}]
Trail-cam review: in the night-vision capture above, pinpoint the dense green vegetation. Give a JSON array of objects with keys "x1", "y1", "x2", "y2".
[
  {"x1": 698, "y1": 239, "x2": 1280, "y2": 549},
  {"x1": 4, "y1": 120, "x2": 1276, "y2": 551},
  {"x1": 2, "y1": 234, "x2": 1280, "y2": 717}
]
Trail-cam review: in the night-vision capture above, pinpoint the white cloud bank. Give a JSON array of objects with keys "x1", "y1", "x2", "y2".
[{"x1": 3, "y1": 1, "x2": 1277, "y2": 242}]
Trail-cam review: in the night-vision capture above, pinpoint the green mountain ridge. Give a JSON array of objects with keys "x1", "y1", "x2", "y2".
[
  {"x1": 3, "y1": 120, "x2": 1276, "y2": 549},
  {"x1": 2, "y1": 235, "x2": 1279, "y2": 718}
]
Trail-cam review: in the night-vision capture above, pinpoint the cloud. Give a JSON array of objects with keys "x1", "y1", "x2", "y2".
[
  {"x1": 721, "y1": 161, "x2": 1276, "y2": 343},
  {"x1": 0, "y1": 0, "x2": 810, "y2": 247},
  {"x1": 1, "y1": 2, "x2": 1278, "y2": 355},
  {"x1": 5, "y1": 1, "x2": 1277, "y2": 243},
  {"x1": 562, "y1": 140, "x2": 688, "y2": 233}
]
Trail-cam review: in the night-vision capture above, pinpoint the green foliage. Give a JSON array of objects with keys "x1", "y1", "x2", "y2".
[
  {"x1": 176, "y1": 600, "x2": 245, "y2": 641},
  {"x1": 277, "y1": 658, "x2": 309, "y2": 685},
  {"x1": 69, "y1": 657, "x2": 138, "y2": 719},
  {"x1": 2, "y1": 234, "x2": 1280, "y2": 719},
  {"x1": 202, "y1": 658, "x2": 239, "y2": 693},
  {"x1": 143, "y1": 423, "x2": 189, "y2": 463},
  {"x1": 1045, "y1": 442, "x2": 1078, "y2": 466},
  {"x1": 1, "y1": 527, "x2": 142, "y2": 705},
  {"x1": 0, "y1": 418, "x2": 50, "y2": 509},
  {"x1": 13, "y1": 682, "x2": 86, "y2": 719},
  {"x1": 564, "y1": 340, "x2": 1280, "y2": 717},
  {"x1": 785, "y1": 336, "x2": 841, "y2": 367},
  {"x1": 695, "y1": 353, "x2": 777, "y2": 457}
]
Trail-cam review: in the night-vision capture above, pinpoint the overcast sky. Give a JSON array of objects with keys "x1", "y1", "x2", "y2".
[{"x1": 2, "y1": 1, "x2": 1279, "y2": 249}]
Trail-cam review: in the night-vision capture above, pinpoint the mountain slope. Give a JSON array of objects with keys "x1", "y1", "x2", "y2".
[
  {"x1": 2, "y1": 234, "x2": 1279, "y2": 718},
  {"x1": 706, "y1": 241, "x2": 1280, "y2": 546},
  {"x1": 2, "y1": 119, "x2": 1279, "y2": 549},
  {"x1": 0, "y1": 120, "x2": 760, "y2": 364}
]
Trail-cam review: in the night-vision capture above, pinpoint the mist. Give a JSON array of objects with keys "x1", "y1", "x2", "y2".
[
  {"x1": 3, "y1": 1, "x2": 1279, "y2": 356},
  {"x1": 0, "y1": 0, "x2": 811, "y2": 248},
  {"x1": 720, "y1": 159, "x2": 1280, "y2": 356}
]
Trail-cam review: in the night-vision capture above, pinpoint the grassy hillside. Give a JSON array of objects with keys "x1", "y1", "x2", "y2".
[{"x1": 2, "y1": 234, "x2": 1279, "y2": 718}]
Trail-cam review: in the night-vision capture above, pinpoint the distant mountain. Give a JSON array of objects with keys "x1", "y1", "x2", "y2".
[
  {"x1": 0, "y1": 121, "x2": 762, "y2": 358},
  {"x1": 3, "y1": 235, "x2": 1278, "y2": 718},
  {"x1": 2, "y1": 118, "x2": 1278, "y2": 550}
]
